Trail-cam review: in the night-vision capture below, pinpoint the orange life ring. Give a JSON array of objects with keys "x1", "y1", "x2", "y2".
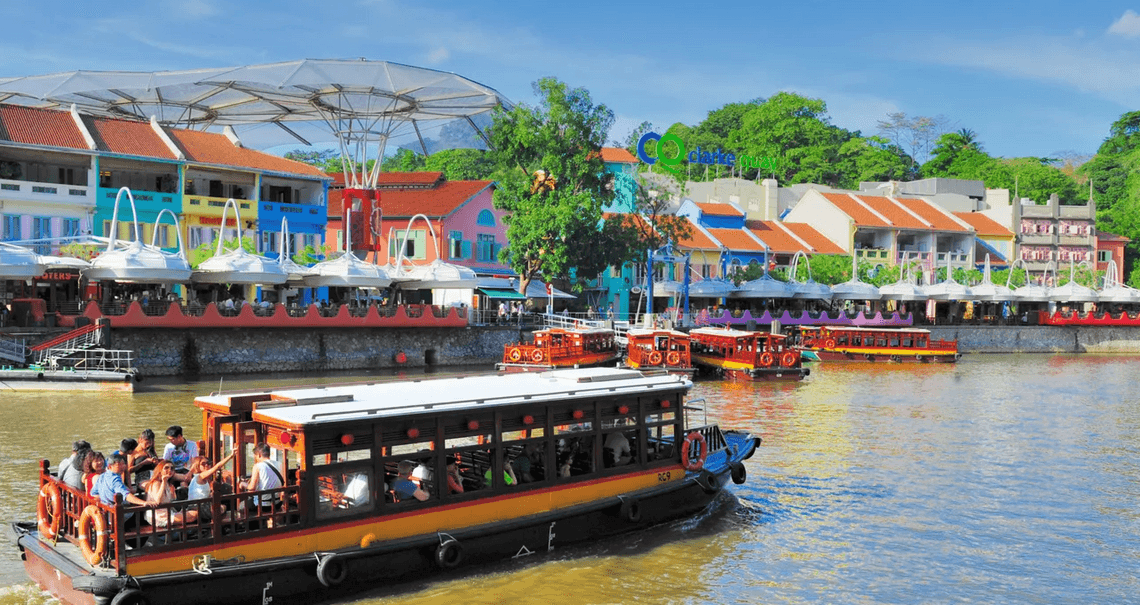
[
  {"x1": 780, "y1": 351, "x2": 798, "y2": 367},
  {"x1": 36, "y1": 482, "x2": 62, "y2": 541},
  {"x1": 681, "y1": 431, "x2": 708, "y2": 472},
  {"x1": 758, "y1": 352, "x2": 774, "y2": 367},
  {"x1": 647, "y1": 351, "x2": 663, "y2": 366},
  {"x1": 78, "y1": 505, "x2": 108, "y2": 566},
  {"x1": 825, "y1": 338, "x2": 838, "y2": 349},
  {"x1": 666, "y1": 351, "x2": 681, "y2": 366},
  {"x1": 509, "y1": 348, "x2": 522, "y2": 362},
  {"x1": 532, "y1": 349, "x2": 545, "y2": 363}
]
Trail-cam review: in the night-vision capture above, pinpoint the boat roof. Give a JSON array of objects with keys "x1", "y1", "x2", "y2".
[
  {"x1": 539, "y1": 327, "x2": 614, "y2": 335},
  {"x1": 195, "y1": 367, "x2": 690, "y2": 428},
  {"x1": 814, "y1": 326, "x2": 932, "y2": 334},
  {"x1": 690, "y1": 327, "x2": 780, "y2": 338},
  {"x1": 627, "y1": 328, "x2": 689, "y2": 338}
]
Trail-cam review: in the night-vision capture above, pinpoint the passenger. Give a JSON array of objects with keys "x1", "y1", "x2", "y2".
[
  {"x1": 145, "y1": 460, "x2": 196, "y2": 527},
  {"x1": 129, "y1": 429, "x2": 159, "y2": 485},
  {"x1": 484, "y1": 452, "x2": 517, "y2": 487},
  {"x1": 92, "y1": 453, "x2": 150, "y2": 507},
  {"x1": 392, "y1": 460, "x2": 429, "y2": 502},
  {"x1": 82, "y1": 451, "x2": 106, "y2": 497},
  {"x1": 604, "y1": 431, "x2": 632, "y2": 467},
  {"x1": 446, "y1": 455, "x2": 464, "y2": 494},
  {"x1": 60, "y1": 443, "x2": 91, "y2": 491},
  {"x1": 557, "y1": 452, "x2": 573, "y2": 478},
  {"x1": 512, "y1": 443, "x2": 540, "y2": 483},
  {"x1": 184, "y1": 452, "x2": 235, "y2": 501},
  {"x1": 162, "y1": 425, "x2": 198, "y2": 473},
  {"x1": 57, "y1": 440, "x2": 90, "y2": 478},
  {"x1": 240, "y1": 443, "x2": 285, "y2": 517},
  {"x1": 342, "y1": 472, "x2": 370, "y2": 506},
  {"x1": 114, "y1": 438, "x2": 138, "y2": 485}
]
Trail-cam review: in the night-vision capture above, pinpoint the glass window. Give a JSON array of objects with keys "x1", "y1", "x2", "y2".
[
  {"x1": 62, "y1": 218, "x2": 80, "y2": 237},
  {"x1": 477, "y1": 234, "x2": 496, "y2": 262},
  {"x1": 476, "y1": 209, "x2": 496, "y2": 227},
  {"x1": 389, "y1": 229, "x2": 425, "y2": 260},
  {"x1": 316, "y1": 469, "x2": 373, "y2": 519},
  {"x1": 1, "y1": 214, "x2": 20, "y2": 241},
  {"x1": 449, "y1": 230, "x2": 463, "y2": 259}
]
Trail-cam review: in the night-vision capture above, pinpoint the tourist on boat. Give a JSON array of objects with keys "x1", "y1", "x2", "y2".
[
  {"x1": 604, "y1": 432, "x2": 632, "y2": 467},
  {"x1": 82, "y1": 451, "x2": 106, "y2": 497},
  {"x1": 56, "y1": 439, "x2": 89, "y2": 479},
  {"x1": 162, "y1": 425, "x2": 198, "y2": 473},
  {"x1": 91, "y1": 453, "x2": 151, "y2": 514},
  {"x1": 445, "y1": 455, "x2": 464, "y2": 494},
  {"x1": 240, "y1": 443, "x2": 285, "y2": 515},
  {"x1": 184, "y1": 452, "x2": 235, "y2": 501},
  {"x1": 393, "y1": 460, "x2": 430, "y2": 502},
  {"x1": 129, "y1": 429, "x2": 159, "y2": 486},
  {"x1": 512, "y1": 443, "x2": 541, "y2": 483},
  {"x1": 60, "y1": 442, "x2": 91, "y2": 491},
  {"x1": 144, "y1": 460, "x2": 196, "y2": 528},
  {"x1": 484, "y1": 452, "x2": 518, "y2": 487}
]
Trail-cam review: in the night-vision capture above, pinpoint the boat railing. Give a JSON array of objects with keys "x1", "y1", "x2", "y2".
[
  {"x1": 37, "y1": 463, "x2": 125, "y2": 573},
  {"x1": 0, "y1": 336, "x2": 26, "y2": 364},
  {"x1": 687, "y1": 423, "x2": 728, "y2": 456},
  {"x1": 49, "y1": 348, "x2": 135, "y2": 372}
]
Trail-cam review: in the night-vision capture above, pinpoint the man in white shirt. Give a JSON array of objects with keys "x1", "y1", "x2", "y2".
[{"x1": 163, "y1": 425, "x2": 199, "y2": 473}]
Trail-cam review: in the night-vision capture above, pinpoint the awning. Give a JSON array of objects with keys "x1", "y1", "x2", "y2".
[{"x1": 479, "y1": 288, "x2": 528, "y2": 300}]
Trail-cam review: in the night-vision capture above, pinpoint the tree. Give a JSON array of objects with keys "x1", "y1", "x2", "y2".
[
  {"x1": 836, "y1": 136, "x2": 911, "y2": 185},
  {"x1": 284, "y1": 149, "x2": 341, "y2": 173},
  {"x1": 730, "y1": 92, "x2": 853, "y2": 186},
  {"x1": 423, "y1": 148, "x2": 494, "y2": 181},
  {"x1": 380, "y1": 148, "x2": 425, "y2": 173},
  {"x1": 189, "y1": 235, "x2": 257, "y2": 269},
  {"x1": 876, "y1": 112, "x2": 951, "y2": 171},
  {"x1": 607, "y1": 172, "x2": 693, "y2": 261},
  {"x1": 489, "y1": 78, "x2": 616, "y2": 295}
]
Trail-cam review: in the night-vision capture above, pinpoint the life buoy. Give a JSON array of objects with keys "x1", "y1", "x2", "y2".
[
  {"x1": 78, "y1": 505, "x2": 108, "y2": 566},
  {"x1": 532, "y1": 349, "x2": 544, "y2": 363},
  {"x1": 758, "y1": 352, "x2": 774, "y2": 367},
  {"x1": 436, "y1": 538, "x2": 463, "y2": 569},
  {"x1": 36, "y1": 482, "x2": 62, "y2": 541},
  {"x1": 890, "y1": 355, "x2": 901, "y2": 363},
  {"x1": 666, "y1": 351, "x2": 681, "y2": 366},
  {"x1": 110, "y1": 589, "x2": 149, "y2": 605},
  {"x1": 731, "y1": 463, "x2": 747, "y2": 485},
  {"x1": 681, "y1": 431, "x2": 708, "y2": 472},
  {"x1": 864, "y1": 354, "x2": 874, "y2": 361},
  {"x1": 509, "y1": 348, "x2": 522, "y2": 362},
  {"x1": 647, "y1": 351, "x2": 663, "y2": 366},
  {"x1": 825, "y1": 338, "x2": 837, "y2": 349},
  {"x1": 780, "y1": 351, "x2": 798, "y2": 367},
  {"x1": 619, "y1": 498, "x2": 642, "y2": 523},
  {"x1": 316, "y1": 554, "x2": 348, "y2": 587}
]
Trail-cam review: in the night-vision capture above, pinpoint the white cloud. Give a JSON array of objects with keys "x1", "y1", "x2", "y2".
[
  {"x1": 1108, "y1": 9, "x2": 1140, "y2": 37},
  {"x1": 425, "y1": 47, "x2": 450, "y2": 65}
]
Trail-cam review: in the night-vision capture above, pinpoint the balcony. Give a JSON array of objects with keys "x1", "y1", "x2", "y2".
[
  {"x1": 97, "y1": 187, "x2": 177, "y2": 214},
  {"x1": 855, "y1": 248, "x2": 890, "y2": 262},
  {"x1": 185, "y1": 195, "x2": 253, "y2": 218},
  {"x1": 1020, "y1": 233, "x2": 1055, "y2": 245},
  {"x1": 934, "y1": 251, "x2": 970, "y2": 265},
  {"x1": 259, "y1": 200, "x2": 325, "y2": 228},
  {"x1": 0, "y1": 177, "x2": 94, "y2": 207},
  {"x1": 897, "y1": 250, "x2": 932, "y2": 265}
]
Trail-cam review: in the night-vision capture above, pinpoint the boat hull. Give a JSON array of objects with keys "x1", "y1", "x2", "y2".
[
  {"x1": 496, "y1": 353, "x2": 621, "y2": 373},
  {"x1": 14, "y1": 433, "x2": 757, "y2": 605},
  {"x1": 0, "y1": 369, "x2": 135, "y2": 392},
  {"x1": 802, "y1": 348, "x2": 960, "y2": 363},
  {"x1": 691, "y1": 354, "x2": 810, "y2": 381}
]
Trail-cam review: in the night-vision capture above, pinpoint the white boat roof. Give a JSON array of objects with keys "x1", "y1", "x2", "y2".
[
  {"x1": 198, "y1": 367, "x2": 690, "y2": 427},
  {"x1": 540, "y1": 327, "x2": 614, "y2": 335},
  {"x1": 690, "y1": 327, "x2": 776, "y2": 338},
  {"x1": 816, "y1": 326, "x2": 932, "y2": 334},
  {"x1": 627, "y1": 328, "x2": 689, "y2": 338}
]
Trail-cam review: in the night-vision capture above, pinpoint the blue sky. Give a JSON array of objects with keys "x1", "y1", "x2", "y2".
[{"x1": 3, "y1": 1, "x2": 1139, "y2": 161}]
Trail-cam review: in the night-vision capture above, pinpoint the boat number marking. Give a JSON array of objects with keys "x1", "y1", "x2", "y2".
[
  {"x1": 514, "y1": 545, "x2": 535, "y2": 558},
  {"x1": 262, "y1": 580, "x2": 273, "y2": 605},
  {"x1": 547, "y1": 522, "x2": 556, "y2": 552},
  {"x1": 657, "y1": 471, "x2": 672, "y2": 482}
]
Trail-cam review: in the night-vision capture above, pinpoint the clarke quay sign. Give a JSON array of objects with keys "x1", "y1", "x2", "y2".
[{"x1": 636, "y1": 131, "x2": 779, "y2": 175}]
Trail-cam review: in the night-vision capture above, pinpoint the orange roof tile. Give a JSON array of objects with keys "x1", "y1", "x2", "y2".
[
  {"x1": 329, "y1": 172, "x2": 444, "y2": 188},
  {"x1": 599, "y1": 147, "x2": 638, "y2": 163},
  {"x1": 169, "y1": 129, "x2": 325, "y2": 177},
  {"x1": 329, "y1": 180, "x2": 492, "y2": 218},
  {"x1": 854, "y1": 195, "x2": 929, "y2": 229},
  {"x1": 676, "y1": 223, "x2": 719, "y2": 250},
  {"x1": 695, "y1": 202, "x2": 743, "y2": 217},
  {"x1": 952, "y1": 212, "x2": 1013, "y2": 237},
  {"x1": 85, "y1": 116, "x2": 175, "y2": 160},
  {"x1": 781, "y1": 223, "x2": 846, "y2": 254},
  {"x1": 894, "y1": 197, "x2": 969, "y2": 232},
  {"x1": 749, "y1": 221, "x2": 810, "y2": 254},
  {"x1": 819, "y1": 192, "x2": 890, "y2": 227},
  {"x1": 707, "y1": 228, "x2": 764, "y2": 251},
  {"x1": 1097, "y1": 231, "x2": 1130, "y2": 242},
  {"x1": 0, "y1": 104, "x2": 88, "y2": 149}
]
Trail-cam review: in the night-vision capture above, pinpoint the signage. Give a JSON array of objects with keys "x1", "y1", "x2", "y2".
[{"x1": 636, "y1": 131, "x2": 781, "y2": 175}]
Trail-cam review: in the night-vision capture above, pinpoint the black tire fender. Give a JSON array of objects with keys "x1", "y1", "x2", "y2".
[
  {"x1": 619, "y1": 498, "x2": 642, "y2": 523},
  {"x1": 731, "y1": 463, "x2": 747, "y2": 485},
  {"x1": 110, "y1": 589, "x2": 149, "y2": 605},
  {"x1": 436, "y1": 538, "x2": 463, "y2": 570},
  {"x1": 696, "y1": 470, "x2": 719, "y2": 494},
  {"x1": 317, "y1": 554, "x2": 348, "y2": 587}
]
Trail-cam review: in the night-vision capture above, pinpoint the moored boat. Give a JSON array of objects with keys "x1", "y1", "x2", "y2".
[
  {"x1": 794, "y1": 325, "x2": 961, "y2": 363},
  {"x1": 689, "y1": 327, "x2": 809, "y2": 381},
  {"x1": 623, "y1": 329, "x2": 695, "y2": 374},
  {"x1": 498, "y1": 326, "x2": 620, "y2": 372},
  {"x1": 10, "y1": 367, "x2": 758, "y2": 605}
]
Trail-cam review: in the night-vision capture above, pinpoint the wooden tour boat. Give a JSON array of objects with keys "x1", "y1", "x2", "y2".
[
  {"x1": 623, "y1": 329, "x2": 694, "y2": 374},
  {"x1": 10, "y1": 367, "x2": 758, "y2": 605},
  {"x1": 498, "y1": 326, "x2": 620, "y2": 372},
  {"x1": 795, "y1": 326, "x2": 961, "y2": 363},
  {"x1": 689, "y1": 327, "x2": 810, "y2": 381}
]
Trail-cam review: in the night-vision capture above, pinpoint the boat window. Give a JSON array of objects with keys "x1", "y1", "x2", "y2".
[
  {"x1": 316, "y1": 468, "x2": 373, "y2": 519},
  {"x1": 876, "y1": 337, "x2": 887, "y2": 347},
  {"x1": 645, "y1": 411, "x2": 675, "y2": 425},
  {"x1": 389, "y1": 440, "x2": 434, "y2": 457},
  {"x1": 836, "y1": 335, "x2": 848, "y2": 345},
  {"x1": 502, "y1": 426, "x2": 545, "y2": 441},
  {"x1": 555, "y1": 421, "x2": 593, "y2": 435},
  {"x1": 555, "y1": 434, "x2": 595, "y2": 478},
  {"x1": 313, "y1": 448, "x2": 371, "y2": 466},
  {"x1": 889, "y1": 336, "x2": 900, "y2": 347},
  {"x1": 902, "y1": 337, "x2": 912, "y2": 347},
  {"x1": 505, "y1": 441, "x2": 547, "y2": 484},
  {"x1": 917, "y1": 337, "x2": 927, "y2": 347}
]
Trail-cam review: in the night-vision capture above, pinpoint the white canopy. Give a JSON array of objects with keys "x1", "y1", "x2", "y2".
[
  {"x1": 688, "y1": 278, "x2": 736, "y2": 298},
  {"x1": 396, "y1": 259, "x2": 479, "y2": 290},
  {"x1": 733, "y1": 274, "x2": 795, "y2": 299},
  {"x1": 0, "y1": 242, "x2": 45, "y2": 279},
  {"x1": 192, "y1": 200, "x2": 288, "y2": 285},
  {"x1": 303, "y1": 252, "x2": 392, "y2": 289}
]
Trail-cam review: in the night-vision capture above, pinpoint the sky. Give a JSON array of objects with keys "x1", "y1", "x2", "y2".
[{"x1": 2, "y1": 0, "x2": 1139, "y2": 162}]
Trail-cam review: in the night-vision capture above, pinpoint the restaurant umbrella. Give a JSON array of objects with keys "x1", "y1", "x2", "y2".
[
  {"x1": 786, "y1": 251, "x2": 832, "y2": 301},
  {"x1": 921, "y1": 255, "x2": 973, "y2": 301},
  {"x1": 1096, "y1": 260, "x2": 1140, "y2": 304},
  {"x1": 389, "y1": 215, "x2": 478, "y2": 290},
  {"x1": 84, "y1": 189, "x2": 192, "y2": 284},
  {"x1": 0, "y1": 242, "x2": 45, "y2": 279},
  {"x1": 303, "y1": 206, "x2": 391, "y2": 289},
  {"x1": 1010, "y1": 260, "x2": 1053, "y2": 302},
  {"x1": 276, "y1": 218, "x2": 316, "y2": 286},
  {"x1": 968, "y1": 255, "x2": 1015, "y2": 302},
  {"x1": 191, "y1": 200, "x2": 288, "y2": 286},
  {"x1": 1050, "y1": 261, "x2": 1098, "y2": 303},
  {"x1": 828, "y1": 254, "x2": 881, "y2": 301}
]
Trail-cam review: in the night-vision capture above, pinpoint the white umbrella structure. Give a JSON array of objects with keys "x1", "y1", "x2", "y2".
[
  {"x1": 968, "y1": 255, "x2": 1015, "y2": 301},
  {"x1": 1050, "y1": 262, "x2": 1098, "y2": 303},
  {"x1": 688, "y1": 277, "x2": 736, "y2": 298},
  {"x1": 304, "y1": 206, "x2": 391, "y2": 289},
  {"x1": 922, "y1": 255, "x2": 972, "y2": 301},
  {"x1": 828, "y1": 254, "x2": 881, "y2": 301},
  {"x1": 389, "y1": 215, "x2": 478, "y2": 289},
  {"x1": 786, "y1": 251, "x2": 832, "y2": 300},
  {"x1": 1097, "y1": 260, "x2": 1140, "y2": 303},
  {"x1": 192, "y1": 200, "x2": 288, "y2": 285},
  {"x1": 1011, "y1": 260, "x2": 1052, "y2": 301},
  {"x1": 0, "y1": 242, "x2": 45, "y2": 279},
  {"x1": 276, "y1": 218, "x2": 316, "y2": 285},
  {"x1": 85, "y1": 189, "x2": 192, "y2": 284}
]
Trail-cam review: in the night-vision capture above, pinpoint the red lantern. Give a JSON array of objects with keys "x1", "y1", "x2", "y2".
[
  {"x1": 406, "y1": 427, "x2": 420, "y2": 439},
  {"x1": 523, "y1": 415, "x2": 535, "y2": 426},
  {"x1": 572, "y1": 409, "x2": 584, "y2": 420},
  {"x1": 278, "y1": 431, "x2": 295, "y2": 446},
  {"x1": 467, "y1": 420, "x2": 480, "y2": 431},
  {"x1": 660, "y1": 399, "x2": 671, "y2": 409},
  {"x1": 340, "y1": 434, "x2": 355, "y2": 446},
  {"x1": 618, "y1": 405, "x2": 630, "y2": 415}
]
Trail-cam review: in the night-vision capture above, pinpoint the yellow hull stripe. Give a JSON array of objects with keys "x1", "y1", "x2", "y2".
[
  {"x1": 126, "y1": 468, "x2": 682, "y2": 576},
  {"x1": 691, "y1": 354, "x2": 756, "y2": 371},
  {"x1": 816, "y1": 347, "x2": 952, "y2": 357}
]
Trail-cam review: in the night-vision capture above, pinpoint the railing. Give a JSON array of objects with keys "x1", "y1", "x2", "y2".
[
  {"x1": 544, "y1": 313, "x2": 606, "y2": 330},
  {"x1": 855, "y1": 249, "x2": 890, "y2": 261},
  {"x1": 52, "y1": 348, "x2": 135, "y2": 372},
  {"x1": 0, "y1": 177, "x2": 93, "y2": 204},
  {"x1": 897, "y1": 250, "x2": 932, "y2": 264},
  {"x1": 30, "y1": 323, "x2": 103, "y2": 364},
  {"x1": 688, "y1": 424, "x2": 728, "y2": 456},
  {"x1": 0, "y1": 337, "x2": 26, "y2": 364}
]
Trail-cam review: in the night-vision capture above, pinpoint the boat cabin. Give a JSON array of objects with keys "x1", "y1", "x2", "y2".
[
  {"x1": 503, "y1": 327, "x2": 617, "y2": 366},
  {"x1": 624, "y1": 329, "x2": 692, "y2": 371}
]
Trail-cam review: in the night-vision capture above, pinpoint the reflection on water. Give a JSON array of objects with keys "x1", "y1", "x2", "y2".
[{"x1": 3, "y1": 355, "x2": 1139, "y2": 605}]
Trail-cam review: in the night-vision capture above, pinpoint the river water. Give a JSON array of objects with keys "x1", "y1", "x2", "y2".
[{"x1": 1, "y1": 354, "x2": 1138, "y2": 605}]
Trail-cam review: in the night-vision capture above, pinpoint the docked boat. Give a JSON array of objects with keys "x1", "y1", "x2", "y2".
[
  {"x1": 689, "y1": 327, "x2": 810, "y2": 381},
  {"x1": 498, "y1": 326, "x2": 620, "y2": 372},
  {"x1": 10, "y1": 367, "x2": 758, "y2": 605},
  {"x1": 795, "y1": 326, "x2": 961, "y2": 363},
  {"x1": 623, "y1": 329, "x2": 694, "y2": 374}
]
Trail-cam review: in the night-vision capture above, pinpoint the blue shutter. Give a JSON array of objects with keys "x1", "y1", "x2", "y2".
[{"x1": 461, "y1": 241, "x2": 472, "y2": 259}]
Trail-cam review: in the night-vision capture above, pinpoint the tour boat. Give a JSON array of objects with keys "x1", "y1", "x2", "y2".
[
  {"x1": 10, "y1": 367, "x2": 758, "y2": 605},
  {"x1": 622, "y1": 329, "x2": 694, "y2": 374},
  {"x1": 689, "y1": 327, "x2": 810, "y2": 381},
  {"x1": 795, "y1": 326, "x2": 961, "y2": 363},
  {"x1": 498, "y1": 327, "x2": 620, "y2": 372}
]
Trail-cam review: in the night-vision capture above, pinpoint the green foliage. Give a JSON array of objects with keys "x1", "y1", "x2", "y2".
[
  {"x1": 58, "y1": 242, "x2": 101, "y2": 261},
  {"x1": 489, "y1": 78, "x2": 616, "y2": 294},
  {"x1": 1081, "y1": 111, "x2": 1140, "y2": 286},
  {"x1": 803, "y1": 254, "x2": 857, "y2": 285},
  {"x1": 837, "y1": 136, "x2": 912, "y2": 184},
  {"x1": 189, "y1": 235, "x2": 256, "y2": 269},
  {"x1": 423, "y1": 148, "x2": 495, "y2": 181},
  {"x1": 380, "y1": 149, "x2": 425, "y2": 173},
  {"x1": 291, "y1": 244, "x2": 322, "y2": 266},
  {"x1": 990, "y1": 268, "x2": 1028, "y2": 288},
  {"x1": 284, "y1": 149, "x2": 341, "y2": 173},
  {"x1": 923, "y1": 132, "x2": 1081, "y2": 205},
  {"x1": 730, "y1": 93, "x2": 851, "y2": 186}
]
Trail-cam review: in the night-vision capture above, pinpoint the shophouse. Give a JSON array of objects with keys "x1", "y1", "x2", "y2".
[
  {"x1": 1096, "y1": 231, "x2": 1129, "y2": 284},
  {"x1": 1013, "y1": 193, "x2": 1097, "y2": 281},
  {"x1": 951, "y1": 211, "x2": 1016, "y2": 269}
]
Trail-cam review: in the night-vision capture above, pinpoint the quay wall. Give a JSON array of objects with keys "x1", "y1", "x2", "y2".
[
  {"x1": 111, "y1": 327, "x2": 521, "y2": 377},
  {"x1": 926, "y1": 326, "x2": 1140, "y2": 354}
]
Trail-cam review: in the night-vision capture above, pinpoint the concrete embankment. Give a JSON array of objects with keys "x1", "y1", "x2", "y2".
[{"x1": 927, "y1": 325, "x2": 1140, "y2": 354}]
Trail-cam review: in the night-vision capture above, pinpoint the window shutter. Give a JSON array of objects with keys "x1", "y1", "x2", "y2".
[{"x1": 461, "y1": 240, "x2": 472, "y2": 259}]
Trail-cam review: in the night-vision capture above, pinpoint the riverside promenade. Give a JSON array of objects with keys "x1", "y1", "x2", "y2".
[{"x1": 927, "y1": 325, "x2": 1140, "y2": 354}]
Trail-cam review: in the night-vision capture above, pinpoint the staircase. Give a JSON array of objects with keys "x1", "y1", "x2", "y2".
[{"x1": 31, "y1": 322, "x2": 106, "y2": 365}]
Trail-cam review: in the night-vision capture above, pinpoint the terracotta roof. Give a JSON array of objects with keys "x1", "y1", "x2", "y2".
[
  {"x1": 819, "y1": 192, "x2": 889, "y2": 227},
  {"x1": 748, "y1": 221, "x2": 810, "y2": 254},
  {"x1": 85, "y1": 116, "x2": 175, "y2": 160},
  {"x1": 707, "y1": 228, "x2": 764, "y2": 251},
  {"x1": 894, "y1": 197, "x2": 969, "y2": 232},
  {"x1": 694, "y1": 202, "x2": 743, "y2": 217},
  {"x1": 676, "y1": 222, "x2": 719, "y2": 250},
  {"x1": 329, "y1": 180, "x2": 492, "y2": 217},
  {"x1": 599, "y1": 147, "x2": 638, "y2": 163},
  {"x1": 853, "y1": 195, "x2": 929, "y2": 229},
  {"x1": 1097, "y1": 231, "x2": 1131, "y2": 243},
  {"x1": 781, "y1": 222, "x2": 846, "y2": 254},
  {"x1": 0, "y1": 104, "x2": 88, "y2": 149},
  {"x1": 329, "y1": 172, "x2": 444, "y2": 188},
  {"x1": 952, "y1": 212, "x2": 1014, "y2": 237},
  {"x1": 168, "y1": 129, "x2": 325, "y2": 177}
]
